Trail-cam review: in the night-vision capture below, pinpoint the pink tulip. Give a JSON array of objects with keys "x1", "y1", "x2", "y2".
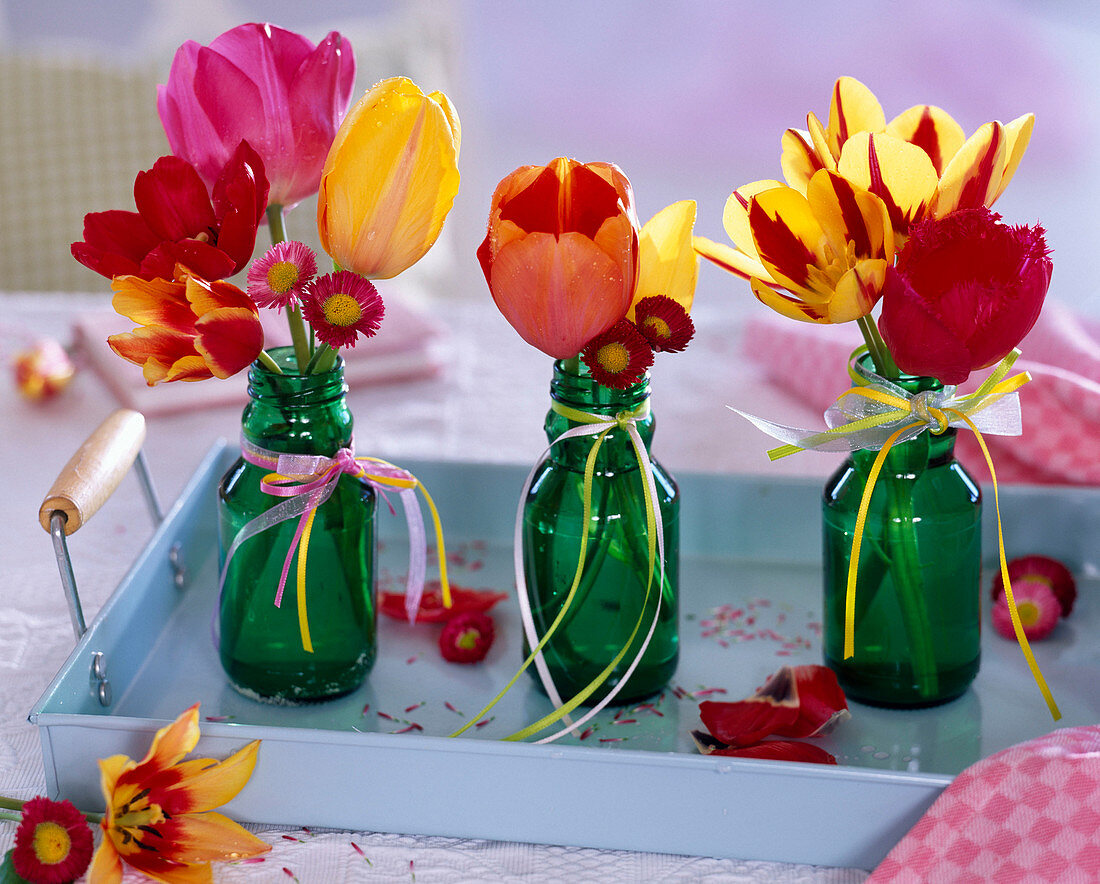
[
  {"x1": 157, "y1": 23, "x2": 355, "y2": 210},
  {"x1": 878, "y1": 208, "x2": 1052, "y2": 385}
]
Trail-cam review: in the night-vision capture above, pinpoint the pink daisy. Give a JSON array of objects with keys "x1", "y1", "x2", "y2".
[
  {"x1": 991, "y1": 576, "x2": 1061, "y2": 641},
  {"x1": 301, "y1": 271, "x2": 385, "y2": 349},
  {"x1": 247, "y1": 241, "x2": 317, "y2": 310}
]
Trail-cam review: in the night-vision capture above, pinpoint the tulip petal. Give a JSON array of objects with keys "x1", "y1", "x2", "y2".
[
  {"x1": 158, "y1": 741, "x2": 261, "y2": 815},
  {"x1": 134, "y1": 157, "x2": 217, "y2": 243},
  {"x1": 806, "y1": 113, "x2": 837, "y2": 173},
  {"x1": 887, "y1": 104, "x2": 965, "y2": 177},
  {"x1": 157, "y1": 812, "x2": 270, "y2": 863},
  {"x1": 722, "y1": 179, "x2": 785, "y2": 256},
  {"x1": 828, "y1": 260, "x2": 888, "y2": 322},
  {"x1": 141, "y1": 242, "x2": 237, "y2": 283},
  {"x1": 806, "y1": 170, "x2": 892, "y2": 262},
  {"x1": 193, "y1": 308, "x2": 265, "y2": 379},
  {"x1": 138, "y1": 704, "x2": 202, "y2": 771},
  {"x1": 699, "y1": 693, "x2": 800, "y2": 748},
  {"x1": 773, "y1": 665, "x2": 850, "y2": 738},
  {"x1": 692, "y1": 235, "x2": 772, "y2": 282},
  {"x1": 878, "y1": 270, "x2": 973, "y2": 384},
  {"x1": 711, "y1": 740, "x2": 838, "y2": 765},
  {"x1": 934, "y1": 121, "x2": 1007, "y2": 216},
  {"x1": 837, "y1": 132, "x2": 937, "y2": 236},
  {"x1": 748, "y1": 188, "x2": 826, "y2": 293},
  {"x1": 184, "y1": 274, "x2": 259, "y2": 316},
  {"x1": 993, "y1": 113, "x2": 1035, "y2": 203},
  {"x1": 825, "y1": 76, "x2": 886, "y2": 158},
  {"x1": 429, "y1": 89, "x2": 462, "y2": 160},
  {"x1": 633, "y1": 200, "x2": 698, "y2": 314},
  {"x1": 87, "y1": 840, "x2": 124, "y2": 884},
  {"x1": 489, "y1": 231, "x2": 628, "y2": 359},
  {"x1": 750, "y1": 278, "x2": 831, "y2": 323},
  {"x1": 111, "y1": 276, "x2": 197, "y2": 333},
  {"x1": 73, "y1": 210, "x2": 161, "y2": 276},
  {"x1": 780, "y1": 128, "x2": 827, "y2": 192}
]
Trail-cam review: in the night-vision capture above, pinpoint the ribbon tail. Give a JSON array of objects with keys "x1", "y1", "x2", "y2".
[{"x1": 397, "y1": 487, "x2": 427, "y2": 623}]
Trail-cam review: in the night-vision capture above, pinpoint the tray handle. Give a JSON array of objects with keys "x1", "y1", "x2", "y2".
[{"x1": 38, "y1": 409, "x2": 164, "y2": 643}]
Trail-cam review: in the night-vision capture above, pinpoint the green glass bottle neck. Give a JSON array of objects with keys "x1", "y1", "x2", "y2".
[
  {"x1": 242, "y1": 346, "x2": 352, "y2": 455},
  {"x1": 545, "y1": 360, "x2": 654, "y2": 470},
  {"x1": 849, "y1": 355, "x2": 957, "y2": 475}
]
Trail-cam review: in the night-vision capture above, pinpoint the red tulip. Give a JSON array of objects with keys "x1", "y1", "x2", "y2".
[
  {"x1": 478, "y1": 157, "x2": 639, "y2": 360},
  {"x1": 158, "y1": 23, "x2": 355, "y2": 209},
  {"x1": 878, "y1": 208, "x2": 1051, "y2": 384},
  {"x1": 72, "y1": 142, "x2": 268, "y2": 282},
  {"x1": 108, "y1": 272, "x2": 264, "y2": 385}
]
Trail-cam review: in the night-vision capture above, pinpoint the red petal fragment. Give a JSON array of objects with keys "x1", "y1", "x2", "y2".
[
  {"x1": 712, "y1": 740, "x2": 838, "y2": 765},
  {"x1": 699, "y1": 673, "x2": 800, "y2": 747},
  {"x1": 439, "y1": 612, "x2": 495, "y2": 664},
  {"x1": 774, "y1": 665, "x2": 851, "y2": 738},
  {"x1": 379, "y1": 581, "x2": 508, "y2": 623}
]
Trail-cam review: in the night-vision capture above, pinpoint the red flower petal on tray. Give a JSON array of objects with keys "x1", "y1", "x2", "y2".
[
  {"x1": 712, "y1": 740, "x2": 838, "y2": 765},
  {"x1": 379, "y1": 581, "x2": 508, "y2": 623},
  {"x1": 699, "y1": 665, "x2": 849, "y2": 747}
]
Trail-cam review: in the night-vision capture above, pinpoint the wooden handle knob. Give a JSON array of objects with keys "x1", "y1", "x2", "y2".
[{"x1": 39, "y1": 409, "x2": 147, "y2": 535}]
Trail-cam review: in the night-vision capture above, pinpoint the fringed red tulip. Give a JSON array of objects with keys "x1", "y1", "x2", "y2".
[{"x1": 878, "y1": 207, "x2": 1052, "y2": 384}]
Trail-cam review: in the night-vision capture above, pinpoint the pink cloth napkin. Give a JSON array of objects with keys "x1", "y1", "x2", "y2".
[
  {"x1": 741, "y1": 303, "x2": 1100, "y2": 485},
  {"x1": 869, "y1": 726, "x2": 1100, "y2": 882}
]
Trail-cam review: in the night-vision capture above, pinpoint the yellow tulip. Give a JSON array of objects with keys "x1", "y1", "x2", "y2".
[
  {"x1": 630, "y1": 199, "x2": 698, "y2": 318},
  {"x1": 317, "y1": 77, "x2": 460, "y2": 279}
]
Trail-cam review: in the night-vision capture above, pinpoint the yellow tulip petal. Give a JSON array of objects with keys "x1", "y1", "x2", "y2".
[
  {"x1": 633, "y1": 200, "x2": 698, "y2": 314},
  {"x1": 692, "y1": 235, "x2": 773, "y2": 282},
  {"x1": 160, "y1": 812, "x2": 270, "y2": 863},
  {"x1": 838, "y1": 132, "x2": 937, "y2": 234},
  {"x1": 887, "y1": 104, "x2": 965, "y2": 176},
  {"x1": 828, "y1": 260, "x2": 887, "y2": 322},
  {"x1": 806, "y1": 170, "x2": 893, "y2": 264},
  {"x1": 87, "y1": 840, "x2": 124, "y2": 884},
  {"x1": 722, "y1": 179, "x2": 785, "y2": 255},
  {"x1": 807, "y1": 113, "x2": 838, "y2": 172},
  {"x1": 162, "y1": 741, "x2": 261, "y2": 814},
  {"x1": 780, "y1": 129, "x2": 825, "y2": 192},
  {"x1": 993, "y1": 113, "x2": 1035, "y2": 203},
  {"x1": 750, "y1": 277, "x2": 831, "y2": 324},
  {"x1": 748, "y1": 187, "x2": 829, "y2": 293},
  {"x1": 826, "y1": 76, "x2": 886, "y2": 158},
  {"x1": 429, "y1": 89, "x2": 462, "y2": 161},
  {"x1": 933, "y1": 120, "x2": 1007, "y2": 216}
]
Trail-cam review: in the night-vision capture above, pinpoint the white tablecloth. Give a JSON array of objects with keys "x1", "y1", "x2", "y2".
[{"x1": 1, "y1": 292, "x2": 868, "y2": 882}]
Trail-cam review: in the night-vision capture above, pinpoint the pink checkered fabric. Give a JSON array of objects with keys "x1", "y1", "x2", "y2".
[
  {"x1": 740, "y1": 303, "x2": 1100, "y2": 485},
  {"x1": 868, "y1": 726, "x2": 1100, "y2": 883}
]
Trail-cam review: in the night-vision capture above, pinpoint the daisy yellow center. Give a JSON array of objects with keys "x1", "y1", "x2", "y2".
[
  {"x1": 456, "y1": 628, "x2": 480, "y2": 650},
  {"x1": 266, "y1": 261, "x2": 300, "y2": 294},
  {"x1": 1018, "y1": 600, "x2": 1040, "y2": 627},
  {"x1": 323, "y1": 293, "x2": 363, "y2": 327},
  {"x1": 32, "y1": 821, "x2": 71, "y2": 865},
  {"x1": 596, "y1": 341, "x2": 630, "y2": 374},
  {"x1": 642, "y1": 316, "x2": 671, "y2": 341}
]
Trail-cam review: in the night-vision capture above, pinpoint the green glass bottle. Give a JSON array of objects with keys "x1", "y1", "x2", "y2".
[
  {"x1": 218, "y1": 347, "x2": 376, "y2": 703},
  {"x1": 822, "y1": 367, "x2": 982, "y2": 707},
  {"x1": 522, "y1": 360, "x2": 679, "y2": 706}
]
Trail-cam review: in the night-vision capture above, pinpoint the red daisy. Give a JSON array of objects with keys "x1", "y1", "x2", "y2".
[
  {"x1": 992, "y1": 578, "x2": 1061, "y2": 641},
  {"x1": 247, "y1": 241, "x2": 317, "y2": 310},
  {"x1": 991, "y1": 554, "x2": 1076, "y2": 617},
  {"x1": 300, "y1": 271, "x2": 385, "y2": 349},
  {"x1": 12, "y1": 796, "x2": 93, "y2": 884},
  {"x1": 633, "y1": 295, "x2": 695, "y2": 352},
  {"x1": 580, "y1": 319, "x2": 653, "y2": 389},
  {"x1": 439, "y1": 612, "x2": 496, "y2": 663}
]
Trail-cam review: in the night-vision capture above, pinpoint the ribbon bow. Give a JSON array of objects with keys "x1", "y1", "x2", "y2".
[
  {"x1": 451, "y1": 399, "x2": 667, "y2": 744},
  {"x1": 220, "y1": 437, "x2": 449, "y2": 653},
  {"x1": 735, "y1": 349, "x2": 1060, "y2": 720}
]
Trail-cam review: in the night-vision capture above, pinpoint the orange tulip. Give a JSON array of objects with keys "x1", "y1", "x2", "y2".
[
  {"x1": 88, "y1": 703, "x2": 269, "y2": 884},
  {"x1": 108, "y1": 272, "x2": 264, "y2": 384},
  {"x1": 478, "y1": 157, "x2": 639, "y2": 359},
  {"x1": 317, "y1": 77, "x2": 460, "y2": 279}
]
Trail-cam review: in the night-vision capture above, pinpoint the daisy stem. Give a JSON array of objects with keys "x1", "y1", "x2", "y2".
[
  {"x1": 256, "y1": 349, "x2": 283, "y2": 375},
  {"x1": 0, "y1": 796, "x2": 103, "y2": 824},
  {"x1": 563, "y1": 355, "x2": 581, "y2": 375},
  {"x1": 0, "y1": 796, "x2": 25, "y2": 811},
  {"x1": 0, "y1": 811, "x2": 22, "y2": 822},
  {"x1": 856, "y1": 315, "x2": 899, "y2": 379},
  {"x1": 306, "y1": 342, "x2": 339, "y2": 376},
  {"x1": 267, "y1": 204, "x2": 312, "y2": 373}
]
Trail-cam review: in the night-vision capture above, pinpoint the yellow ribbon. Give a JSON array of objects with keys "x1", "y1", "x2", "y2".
[{"x1": 450, "y1": 400, "x2": 664, "y2": 742}]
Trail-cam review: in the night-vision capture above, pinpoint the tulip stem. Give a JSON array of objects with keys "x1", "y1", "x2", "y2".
[
  {"x1": 857, "y1": 316, "x2": 899, "y2": 379},
  {"x1": 266, "y1": 204, "x2": 312, "y2": 372},
  {"x1": 256, "y1": 349, "x2": 283, "y2": 375}
]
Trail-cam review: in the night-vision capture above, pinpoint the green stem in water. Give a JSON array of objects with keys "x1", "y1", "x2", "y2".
[
  {"x1": 857, "y1": 315, "x2": 899, "y2": 379},
  {"x1": 307, "y1": 342, "x2": 339, "y2": 376},
  {"x1": 562, "y1": 355, "x2": 581, "y2": 376},
  {"x1": 256, "y1": 349, "x2": 283, "y2": 375},
  {"x1": 265, "y1": 204, "x2": 311, "y2": 373}
]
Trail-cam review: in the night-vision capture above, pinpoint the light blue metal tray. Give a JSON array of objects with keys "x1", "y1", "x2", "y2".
[{"x1": 30, "y1": 442, "x2": 1100, "y2": 870}]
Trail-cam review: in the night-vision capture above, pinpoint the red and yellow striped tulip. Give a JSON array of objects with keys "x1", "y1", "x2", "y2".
[
  {"x1": 317, "y1": 77, "x2": 460, "y2": 279},
  {"x1": 478, "y1": 157, "x2": 639, "y2": 359},
  {"x1": 108, "y1": 272, "x2": 264, "y2": 385},
  {"x1": 88, "y1": 704, "x2": 269, "y2": 884},
  {"x1": 781, "y1": 76, "x2": 1033, "y2": 239},
  {"x1": 694, "y1": 170, "x2": 893, "y2": 324}
]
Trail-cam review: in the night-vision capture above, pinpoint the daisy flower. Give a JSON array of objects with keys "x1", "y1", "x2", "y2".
[
  {"x1": 12, "y1": 796, "x2": 94, "y2": 884},
  {"x1": 580, "y1": 320, "x2": 653, "y2": 389},
  {"x1": 991, "y1": 577, "x2": 1061, "y2": 641},
  {"x1": 301, "y1": 271, "x2": 385, "y2": 349},
  {"x1": 247, "y1": 241, "x2": 317, "y2": 310},
  {"x1": 633, "y1": 295, "x2": 695, "y2": 352},
  {"x1": 439, "y1": 612, "x2": 496, "y2": 663}
]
